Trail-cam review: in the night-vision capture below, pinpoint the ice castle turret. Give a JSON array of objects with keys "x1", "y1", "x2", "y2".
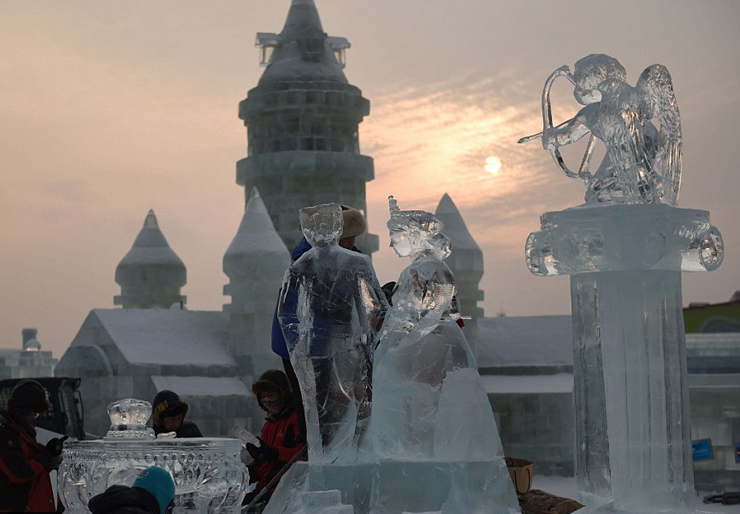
[
  {"x1": 435, "y1": 193, "x2": 484, "y2": 356},
  {"x1": 114, "y1": 210, "x2": 186, "y2": 309},
  {"x1": 237, "y1": 0, "x2": 378, "y2": 256},
  {"x1": 223, "y1": 187, "x2": 290, "y2": 378}
]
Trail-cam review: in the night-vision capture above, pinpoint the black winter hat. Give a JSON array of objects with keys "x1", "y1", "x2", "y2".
[
  {"x1": 152, "y1": 390, "x2": 189, "y2": 428},
  {"x1": 7, "y1": 379, "x2": 50, "y2": 414},
  {"x1": 252, "y1": 370, "x2": 292, "y2": 411}
]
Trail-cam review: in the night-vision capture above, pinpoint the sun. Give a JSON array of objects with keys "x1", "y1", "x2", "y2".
[{"x1": 484, "y1": 155, "x2": 502, "y2": 174}]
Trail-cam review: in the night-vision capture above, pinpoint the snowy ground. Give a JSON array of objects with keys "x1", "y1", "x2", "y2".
[{"x1": 532, "y1": 476, "x2": 739, "y2": 513}]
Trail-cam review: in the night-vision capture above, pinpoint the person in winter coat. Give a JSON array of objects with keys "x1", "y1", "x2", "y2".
[
  {"x1": 0, "y1": 379, "x2": 63, "y2": 513},
  {"x1": 151, "y1": 391, "x2": 202, "y2": 438},
  {"x1": 242, "y1": 369, "x2": 305, "y2": 509},
  {"x1": 88, "y1": 465, "x2": 176, "y2": 514}
]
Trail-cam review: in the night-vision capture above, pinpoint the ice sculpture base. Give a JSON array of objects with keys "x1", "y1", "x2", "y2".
[
  {"x1": 264, "y1": 460, "x2": 520, "y2": 514},
  {"x1": 60, "y1": 437, "x2": 247, "y2": 514},
  {"x1": 526, "y1": 204, "x2": 724, "y2": 513}
]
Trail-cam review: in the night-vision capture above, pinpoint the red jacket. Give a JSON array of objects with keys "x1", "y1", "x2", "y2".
[
  {"x1": 250, "y1": 408, "x2": 304, "y2": 491},
  {"x1": 0, "y1": 411, "x2": 56, "y2": 512}
]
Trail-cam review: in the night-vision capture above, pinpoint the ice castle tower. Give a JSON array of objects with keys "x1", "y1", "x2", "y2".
[
  {"x1": 435, "y1": 193, "x2": 484, "y2": 356},
  {"x1": 223, "y1": 187, "x2": 290, "y2": 378},
  {"x1": 237, "y1": 0, "x2": 378, "y2": 256},
  {"x1": 114, "y1": 210, "x2": 187, "y2": 309}
]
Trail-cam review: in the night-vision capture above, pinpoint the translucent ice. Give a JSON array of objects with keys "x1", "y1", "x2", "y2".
[
  {"x1": 278, "y1": 203, "x2": 388, "y2": 464},
  {"x1": 519, "y1": 54, "x2": 682, "y2": 206},
  {"x1": 523, "y1": 57, "x2": 725, "y2": 513}
]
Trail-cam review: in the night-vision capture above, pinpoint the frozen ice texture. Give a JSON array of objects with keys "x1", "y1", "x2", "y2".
[
  {"x1": 60, "y1": 398, "x2": 247, "y2": 513},
  {"x1": 372, "y1": 196, "x2": 486, "y2": 460},
  {"x1": 105, "y1": 398, "x2": 155, "y2": 439},
  {"x1": 526, "y1": 203, "x2": 723, "y2": 512},
  {"x1": 278, "y1": 203, "x2": 388, "y2": 464},
  {"x1": 519, "y1": 55, "x2": 682, "y2": 206}
]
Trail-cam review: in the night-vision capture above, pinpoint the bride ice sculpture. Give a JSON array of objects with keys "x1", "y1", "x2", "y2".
[
  {"x1": 366, "y1": 196, "x2": 519, "y2": 513},
  {"x1": 372, "y1": 196, "x2": 496, "y2": 461},
  {"x1": 522, "y1": 57, "x2": 724, "y2": 513},
  {"x1": 519, "y1": 54, "x2": 682, "y2": 206},
  {"x1": 278, "y1": 203, "x2": 388, "y2": 464}
]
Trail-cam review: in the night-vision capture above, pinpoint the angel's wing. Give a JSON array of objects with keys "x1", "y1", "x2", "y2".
[{"x1": 637, "y1": 64, "x2": 682, "y2": 205}]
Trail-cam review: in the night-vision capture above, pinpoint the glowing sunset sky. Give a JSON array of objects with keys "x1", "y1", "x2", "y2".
[{"x1": 1, "y1": 1, "x2": 739, "y2": 356}]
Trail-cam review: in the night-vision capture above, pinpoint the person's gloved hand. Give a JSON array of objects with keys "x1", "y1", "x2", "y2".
[
  {"x1": 33, "y1": 451, "x2": 63, "y2": 470},
  {"x1": 246, "y1": 439, "x2": 278, "y2": 462},
  {"x1": 45, "y1": 436, "x2": 68, "y2": 457}
]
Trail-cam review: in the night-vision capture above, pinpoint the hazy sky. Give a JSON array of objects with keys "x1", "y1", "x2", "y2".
[{"x1": 2, "y1": 1, "x2": 739, "y2": 357}]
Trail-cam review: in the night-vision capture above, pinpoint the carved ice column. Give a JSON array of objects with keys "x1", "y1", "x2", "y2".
[{"x1": 526, "y1": 204, "x2": 723, "y2": 511}]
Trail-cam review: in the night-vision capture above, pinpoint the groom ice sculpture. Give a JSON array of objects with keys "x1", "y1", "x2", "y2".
[
  {"x1": 278, "y1": 203, "x2": 388, "y2": 464},
  {"x1": 371, "y1": 196, "x2": 503, "y2": 462}
]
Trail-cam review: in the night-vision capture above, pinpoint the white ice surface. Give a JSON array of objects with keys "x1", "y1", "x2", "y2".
[
  {"x1": 532, "y1": 475, "x2": 739, "y2": 514},
  {"x1": 476, "y1": 315, "x2": 573, "y2": 367},
  {"x1": 150, "y1": 375, "x2": 249, "y2": 396},
  {"x1": 480, "y1": 373, "x2": 573, "y2": 394},
  {"x1": 93, "y1": 309, "x2": 232, "y2": 366}
]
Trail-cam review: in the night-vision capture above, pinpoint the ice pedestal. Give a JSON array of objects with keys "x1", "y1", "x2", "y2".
[
  {"x1": 59, "y1": 399, "x2": 247, "y2": 513},
  {"x1": 263, "y1": 459, "x2": 520, "y2": 514},
  {"x1": 526, "y1": 204, "x2": 723, "y2": 513}
]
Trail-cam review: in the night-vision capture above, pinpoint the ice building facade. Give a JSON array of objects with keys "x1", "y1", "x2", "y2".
[
  {"x1": 434, "y1": 193, "x2": 485, "y2": 354},
  {"x1": 114, "y1": 210, "x2": 186, "y2": 310},
  {"x1": 223, "y1": 188, "x2": 290, "y2": 378},
  {"x1": 0, "y1": 328, "x2": 57, "y2": 379},
  {"x1": 237, "y1": 0, "x2": 378, "y2": 256},
  {"x1": 477, "y1": 312, "x2": 740, "y2": 492}
]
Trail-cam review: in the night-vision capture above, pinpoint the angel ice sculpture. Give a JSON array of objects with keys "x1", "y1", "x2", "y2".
[
  {"x1": 278, "y1": 203, "x2": 388, "y2": 464},
  {"x1": 519, "y1": 54, "x2": 682, "y2": 205},
  {"x1": 370, "y1": 196, "x2": 502, "y2": 461}
]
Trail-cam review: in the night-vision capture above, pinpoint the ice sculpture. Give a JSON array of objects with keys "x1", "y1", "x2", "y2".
[
  {"x1": 278, "y1": 203, "x2": 388, "y2": 464},
  {"x1": 60, "y1": 399, "x2": 247, "y2": 513},
  {"x1": 523, "y1": 57, "x2": 724, "y2": 513},
  {"x1": 519, "y1": 54, "x2": 682, "y2": 206},
  {"x1": 262, "y1": 199, "x2": 519, "y2": 514},
  {"x1": 372, "y1": 196, "x2": 490, "y2": 460}
]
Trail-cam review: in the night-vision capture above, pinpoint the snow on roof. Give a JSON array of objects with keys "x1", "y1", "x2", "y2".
[
  {"x1": 92, "y1": 309, "x2": 233, "y2": 366},
  {"x1": 480, "y1": 373, "x2": 573, "y2": 394},
  {"x1": 151, "y1": 376, "x2": 250, "y2": 397},
  {"x1": 476, "y1": 315, "x2": 573, "y2": 368}
]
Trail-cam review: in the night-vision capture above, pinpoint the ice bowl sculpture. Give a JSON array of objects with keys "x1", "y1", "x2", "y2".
[
  {"x1": 105, "y1": 398, "x2": 156, "y2": 439},
  {"x1": 59, "y1": 398, "x2": 247, "y2": 513}
]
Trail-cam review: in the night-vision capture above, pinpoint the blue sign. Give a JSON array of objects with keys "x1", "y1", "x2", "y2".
[
  {"x1": 692, "y1": 439, "x2": 713, "y2": 461},
  {"x1": 735, "y1": 444, "x2": 740, "y2": 464}
]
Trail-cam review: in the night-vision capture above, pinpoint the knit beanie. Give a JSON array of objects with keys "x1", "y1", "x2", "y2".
[
  {"x1": 7, "y1": 379, "x2": 50, "y2": 415},
  {"x1": 133, "y1": 466, "x2": 176, "y2": 514},
  {"x1": 152, "y1": 390, "x2": 188, "y2": 428}
]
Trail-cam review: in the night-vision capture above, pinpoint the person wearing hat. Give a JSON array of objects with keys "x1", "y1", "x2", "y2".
[
  {"x1": 270, "y1": 205, "x2": 371, "y2": 443},
  {"x1": 89, "y1": 465, "x2": 176, "y2": 514},
  {"x1": 151, "y1": 391, "x2": 202, "y2": 438},
  {"x1": 242, "y1": 369, "x2": 305, "y2": 510},
  {"x1": 0, "y1": 379, "x2": 62, "y2": 512}
]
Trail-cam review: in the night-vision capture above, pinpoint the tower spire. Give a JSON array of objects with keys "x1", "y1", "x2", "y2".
[
  {"x1": 114, "y1": 210, "x2": 186, "y2": 309},
  {"x1": 435, "y1": 194, "x2": 484, "y2": 355},
  {"x1": 239, "y1": 0, "x2": 377, "y2": 256}
]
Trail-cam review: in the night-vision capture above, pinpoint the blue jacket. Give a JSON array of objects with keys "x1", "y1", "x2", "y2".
[{"x1": 271, "y1": 238, "x2": 312, "y2": 360}]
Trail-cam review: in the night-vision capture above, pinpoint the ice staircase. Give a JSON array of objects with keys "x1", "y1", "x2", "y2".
[{"x1": 291, "y1": 490, "x2": 354, "y2": 514}]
